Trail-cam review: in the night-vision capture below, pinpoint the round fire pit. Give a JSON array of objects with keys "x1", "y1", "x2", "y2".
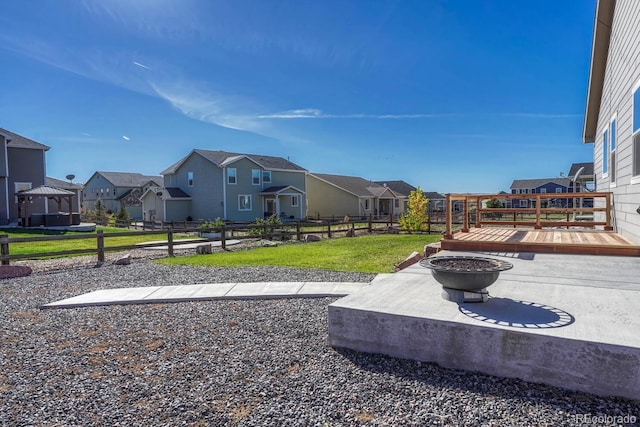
[{"x1": 419, "y1": 256, "x2": 513, "y2": 302}]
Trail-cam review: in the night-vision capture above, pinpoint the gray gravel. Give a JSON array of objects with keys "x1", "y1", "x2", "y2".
[{"x1": 1, "y1": 261, "x2": 638, "y2": 426}]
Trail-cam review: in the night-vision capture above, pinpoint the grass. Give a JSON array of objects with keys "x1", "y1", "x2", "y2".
[{"x1": 159, "y1": 234, "x2": 442, "y2": 273}]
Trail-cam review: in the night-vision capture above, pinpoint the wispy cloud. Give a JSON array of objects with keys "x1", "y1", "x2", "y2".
[
  {"x1": 133, "y1": 61, "x2": 152, "y2": 70},
  {"x1": 122, "y1": 135, "x2": 130, "y2": 141},
  {"x1": 258, "y1": 109, "x2": 458, "y2": 120}
]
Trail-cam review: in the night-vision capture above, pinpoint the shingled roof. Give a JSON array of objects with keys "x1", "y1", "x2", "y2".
[
  {"x1": 161, "y1": 149, "x2": 306, "y2": 175},
  {"x1": 311, "y1": 173, "x2": 399, "y2": 198},
  {"x1": 0, "y1": 128, "x2": 50, "y2": 151},
  {"x1": 510, "y1": 178, "x2": 572, "y2": 190},
  {"x1": 373, "y1": 181, "x2": 416, "y2": 197},
  {"x1": 92, "y1": 172, "x2": 162, "y2": 187}
]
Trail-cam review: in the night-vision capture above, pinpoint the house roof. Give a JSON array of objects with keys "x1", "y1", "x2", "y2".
[
  {"x1": 90, "y1": 171, "x2": 162, "y2": 188},
  {"x1": 423, "y1": 191, "x2": 445, "y2": 200},
  {"x1": 568, "y1": 162, "x2": 595, "y2": 178},
  {"x1": 46, "y1": 177, "x2": 84, "y2": 190},
  {"x1": 141, "y1": 186, "x2": 192, "y2": 201},
  {"x1": 310, "y1": 173, "x2": 393, "y2": 198},
  {"x1": 510, "y1": 178, "x2": 573, "y2": 189},
  {"x1": 161, "y1": 149, "x2": 307, "y2": 175},
  {"x1": 0, "y1": 128, "x2": 50, "y2": 151},
  {"x1": 373, "y1": 180, "x2": 416, "y2": 197},
  {"x1": 582, "y1": 0, "x2": 615, "y2": 143},
  {"x1": 16, "y1": 185, "x2": 74, "y2": 196},
  {"x1": 261, "y1": 185, "x2": 305, "y2": 195}
]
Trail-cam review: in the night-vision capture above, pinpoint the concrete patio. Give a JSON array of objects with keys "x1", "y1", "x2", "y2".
[{"x1": 328, "y1": 250, "x2": 640, "y2": 401}]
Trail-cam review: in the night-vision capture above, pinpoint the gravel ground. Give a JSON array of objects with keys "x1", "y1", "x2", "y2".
[{"x1": 1, "y1": 259, "x2": 639, "y2": 426}]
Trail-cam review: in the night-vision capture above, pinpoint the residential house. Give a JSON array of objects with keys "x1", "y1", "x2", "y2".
[
  {"x1": 0, "y1": 128, "x2": 49, "y2": 224},
  {"x1": 144, "y1": 149, "x2": 307, "y2": 222},
  {"x1": 582, "y1": 0, "x2": 640, "y2": 243},
  {"x1": 307, "y1": 173, "x2": 405, "y2": 219},
  {"x1": 373, "y1": 181, "x2": 447, "y2": 213},
  {"x1": 510, "y1": 178, "x2": 579, "y2": 208},
  {"x1": 84, "y1": 172, "x2": 162, "y2": 219},
  {"x1": 46, "y1": 177, "x2": 84, "y2": 213},
  {"x1": 568, "y1": 162, "x2": 595, "y2": 191}
]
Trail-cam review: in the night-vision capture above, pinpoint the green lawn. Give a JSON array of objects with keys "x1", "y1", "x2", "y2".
[
  {"x1": 159, "y1": 234, "x2": 441, "y2": 273},
  {"x1": 0, "y1": 227, "x2": 195, "y2": 257}
]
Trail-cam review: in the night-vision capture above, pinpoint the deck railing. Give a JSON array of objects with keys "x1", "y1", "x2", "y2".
[{"x1": 444, "y1": 192, "x2": 613, "y2": 239}]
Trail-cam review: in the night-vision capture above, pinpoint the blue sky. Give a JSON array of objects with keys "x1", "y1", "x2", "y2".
[{"x1": 0, "y1": 0, "x2": 596, "y2": 193}]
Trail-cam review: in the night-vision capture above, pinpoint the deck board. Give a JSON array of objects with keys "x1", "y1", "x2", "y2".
[{"x1": 441, "y1": 227, "x2": 640, "y2": 256}]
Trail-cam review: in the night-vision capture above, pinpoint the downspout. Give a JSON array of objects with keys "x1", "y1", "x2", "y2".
[
  {"x1": 222, "y1": 167, "x2": 227, "y2": 219},
  {"x1": 3, "y1": 137, "x2": 8, "y2": 222}
]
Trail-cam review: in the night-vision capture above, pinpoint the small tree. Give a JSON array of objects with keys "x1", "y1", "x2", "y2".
[
  {"x1": 95, "y1": 200, "x2": 107, "y2": 225},
  {"x1": 485, "y1": 198, "x2": 503, "y2": 220},
  {"x1": 399, "y1": 187, "x2": 429, "y2": 233},
  {"x1": 115, "y1": 205, "x2": 131, "y2": 226}
]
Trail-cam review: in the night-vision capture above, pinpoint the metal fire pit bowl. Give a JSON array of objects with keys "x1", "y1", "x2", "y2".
[{"x1": 420, "y1": 256, "x2": 513, "y2": 302}]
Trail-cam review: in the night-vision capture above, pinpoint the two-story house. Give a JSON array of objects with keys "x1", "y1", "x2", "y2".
[
  {"x1": 582, "y1": 0, "x2": 640, "y2": 243},
  {"x1": 84, "y1": 171, "x2": 162, "y2": 219},
  {"x1": 306, "y1": 173, "x2": 406, "y2": 219},
  {"x1": 0, "y1": 128, "x2": 49, "y2": 225},
  {"x1": 510, "y1": 178, "x2": 579, "y2": 208},
  {"x1": 143, "y1": 149, "x2": 307, "y2": 222}
]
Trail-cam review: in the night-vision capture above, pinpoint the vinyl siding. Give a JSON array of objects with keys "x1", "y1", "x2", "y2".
[
  {"x1": 171, "y1": 153, "x2": 224, "y2": 221},
  {"x1": 8, "y1": 147, "x2": 46, "y2": 220},
  {"x1": 306, "y1": 174, "x2": 364, "y2": 218},
  {"x1": 594, "y1": 0, "x2": 640, "y2": 242}
]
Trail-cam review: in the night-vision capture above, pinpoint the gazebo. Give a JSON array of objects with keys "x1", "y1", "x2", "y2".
[{"x1": 16, "y1": 185, "x2": 77, "y2": 227}]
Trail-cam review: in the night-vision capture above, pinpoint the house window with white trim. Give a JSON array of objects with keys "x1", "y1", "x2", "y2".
[
  {"x1": 633, "y1": 80, "x2": 640, "y2": 178},
  {"x1": 263, "y1": 171, "x2": 272, "y2": 183},
  {"x1": 228, "y1": 168, "x2": 237, "y2": 184},
  {"x1": 519, "y1": 200, "x2": 528, "y2": 208},
  {"x1": 555, "y1": 187, "x2": 562, "y2": 193},
  {"x1": 394, "y1": 199, "x2": 400, "y2": 208},
  {"x1": 252, "y1": 169, "x2": 260, "y2": 185},
  {"x1": 610, "y1": 116, "x2": 616, "y2": 184},
  {"x1": 540, "y1": 188, "x2": 546, "y2": 193},
  {"x1": 364, "y1": 199, "x2": 370, "y2": 210},
  {"x1": 188, "y1": 171, "x2": 194, "y2": 187},
  {"x1": 602, "y1": 128, "x2": 608, "y2": 176},
  {"x1": 291, "y1": 195, "x2": 299, "y2": 207},
  {"x1": 238, "y1": 195, "x2": 252, "y2": 211}
]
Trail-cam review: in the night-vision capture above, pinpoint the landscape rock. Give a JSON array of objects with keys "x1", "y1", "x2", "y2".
[
  {"x1": 393, "y1": 251, "x2": 422, "y2": 272},
  {"x1": 0, "y1": 265, "x2": 32, "y2": 279},
  {"x1": 424, "y1": 242, "x2": 441, "y2": 257},
  {"x1": 113, "y1": 253, "x2": 131, "y2": 265},
  {"x1": 345, "y1": 228, "x2": 355, "y2": 237},
  {"x1": 196, "y1": 244, "x2": 212, "y2": 254},
  {"x1": 305, "y1": 234, "x2": 321, "y2": 242},
  {"x1": 261, "y1": 239, "x2": 278, "y2": 247}
]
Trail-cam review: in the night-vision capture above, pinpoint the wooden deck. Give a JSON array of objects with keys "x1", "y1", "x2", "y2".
[{"x1": 441, "y1": 227, "x2": 640, "y2": 256}]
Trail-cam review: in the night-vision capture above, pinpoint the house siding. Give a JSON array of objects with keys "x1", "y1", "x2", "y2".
[
  {"x1": 0, "y1": 136, "x2": 8, "y2": 223},
  {"x1": 306, "y1": 175, "x2": 363, "y2": 219},
  {"x1": 8, "y1": 147, "x2": 46, "y2": 220},
  {"x1": 225, "y1": 157, "x2": 264, "y2": 222},
  {"x1": 169, "y1": 153, "x2": 224, "y2": 221},
  {"x1": 593, "y1": 0, "x2": 640, "y2": 242}
]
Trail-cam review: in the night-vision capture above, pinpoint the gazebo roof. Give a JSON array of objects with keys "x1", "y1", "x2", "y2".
[{"x1": 17, "y1": 185, "x2": 75, "y2": 196}]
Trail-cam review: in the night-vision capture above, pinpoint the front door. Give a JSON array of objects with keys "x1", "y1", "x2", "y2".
[{"x1": 265, "y1": 199, "x2": 275, "y2": 218}]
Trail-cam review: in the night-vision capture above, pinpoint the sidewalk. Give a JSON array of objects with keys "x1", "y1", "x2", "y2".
[{"x1": 41, "y1": 281, "x2": 373, "y2": 309}]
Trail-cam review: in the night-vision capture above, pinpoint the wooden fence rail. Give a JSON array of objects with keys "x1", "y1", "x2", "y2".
[{"x1": 0, "y1": 218, "x2": 437, "y2": 265}]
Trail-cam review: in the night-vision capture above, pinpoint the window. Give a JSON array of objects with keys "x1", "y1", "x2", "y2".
[
  {"x1": 609, "y1": 117, "x2": 616, "y2": 184},
  {"x1": 238, "y1": 195, "x2": 252, "y2": 211},
  {"x1": 14, "y1": 182, "x2": 31, "y2": 202},
  {"x1": 188, "y1": 171, "x2": 194, "y2": 187},
  {"x1": 540, "y1": 188, "x2": 547, "y2": 194},
  {"x1": 556, "y1": 187, "x2": 563, "y2": 193},
  {"x1": 602, "y1": 128, "x2": 608, "y2": 176},
  {"x1": 364, "y1": 199, "x2": 370, "y2": 210},
  {"x1": 633, "y1": 80, "x2": 640, "y2": 178},
  {"x1": 252, "y1": 169, "x2": 260, "y2": 185},
  {"x1": 228, "y1": 168, "x2": 237, "y2": 184},
  {"x1": 263, "y1": 171, "x2": 272, "y2": 183},
  {"x1": 394, "y1": 199, "x2": 400, "y2": 208},
  {"x1": 291, "y1": 195, "x2": 299, "y2": 207},
  {"x1": 519, "y1": 200, "x2": 528, "y2": 208}
]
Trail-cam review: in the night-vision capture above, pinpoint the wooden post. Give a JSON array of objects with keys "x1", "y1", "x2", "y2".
[
  {"x1": 462, "y1": 196, "x2": 469, "y2": 233},
  {"x1": 605, "y1": 192, "x2": 613, "y2": 230},
  {"x1": 167, "y1": 228, "x2": 174, "y2": 257},
  {"x1": 368, "y1": 214, "x2": 372, "y2": 232},
  {"x1": 296, "y1": 221, "x2": 301, "y2": 241},
  {"x1": 445, "y1": 194, "x2": 452, "y2": 239},
  {"x1": 221, "y1": 225, "x2": 227, "y2": 250},
  {"x1": 475, "y1": 196, "x2": 481, "y2": 228},
  {"x1": 327, "y1": 221, "x2": 332, "y2": 238},
  {"x1": 535, "y1": 195, "x2": 542, "y2": 229},
  {"x1": 97, "y1": 230, "x2": 105, "y2": 263},
  {"x1": 0, "y1": 234, "x2": 9, "y2": 265}
]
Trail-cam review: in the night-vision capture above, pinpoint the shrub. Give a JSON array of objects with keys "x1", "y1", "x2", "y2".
[{"x1": 399, "y1": 187, "x2": 429, "y2": 233}]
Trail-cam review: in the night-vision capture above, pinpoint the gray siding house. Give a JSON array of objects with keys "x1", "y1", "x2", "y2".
[
  {"x1": 46, "y1": 177, "x2": 84, "y2": 213},
  {"x1": 0, "y1": 128, "x2": 49, "y2": 224},
  {"x1": 582, "y1": 0, "x2": 640, "y2": 243},
  {"x1": 147, "y1": 149, "x2": 307, "y2": 222},
  {"x1": 84, "y1": 172, "x2": 162, "y2": 219}
]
